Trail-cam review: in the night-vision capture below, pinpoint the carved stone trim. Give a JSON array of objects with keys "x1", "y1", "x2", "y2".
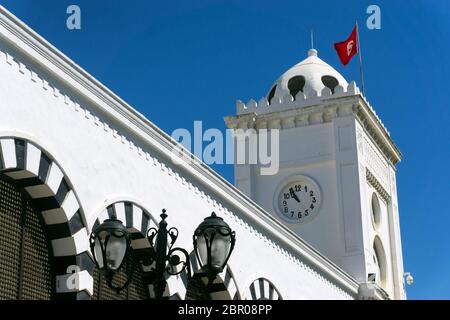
[{"x1": 366, "y1": 169, "x2": 391, "y2": 204}]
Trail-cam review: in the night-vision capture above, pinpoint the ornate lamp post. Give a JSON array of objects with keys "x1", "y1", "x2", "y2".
[
  {"x1": 145, "y1": 210, "x2": 191, "y2": 299},
  {"x1": 90, "y1": 209, "x2": 235, "y2": 300},
  {"x1": 193, "y1": 212, "x2": 236, "y2": 286}
]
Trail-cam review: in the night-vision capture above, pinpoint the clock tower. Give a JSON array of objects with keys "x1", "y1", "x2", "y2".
[{"x1": 225, "y1": 48, "x2": 406, "y2": 299}]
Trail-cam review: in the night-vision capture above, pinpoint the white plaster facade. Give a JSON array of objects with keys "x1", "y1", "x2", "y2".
[{"x1": 0, "y1": 6, "x2": 403, "y2": 300}]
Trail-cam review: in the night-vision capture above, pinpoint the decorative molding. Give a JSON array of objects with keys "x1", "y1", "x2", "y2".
[
  {"x1": 355, "y1": 97, "x2": 402, "y2": 165},
  {"x1": 363, "y1": 136, "x2": 389, "y2": 189},
  {"x1": 366, "y1": 169, "x2": 391, "y2": 204},
  {"x1": 0, "y1": 45, "x2": 163, "y2": 180}
]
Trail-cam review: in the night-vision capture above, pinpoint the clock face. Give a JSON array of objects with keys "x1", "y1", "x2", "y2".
[{"x1": 275, "y1": 176, "x2": 321, "y2": 224}]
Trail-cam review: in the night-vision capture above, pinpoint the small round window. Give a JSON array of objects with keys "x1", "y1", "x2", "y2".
[
  {"x1": 267, "y1": 85, "x2": 277, "y2": 104},
  {"x1": 371, "y1": 193, "x2": 381, "y2": 228},
  {"x1": 321, "y1": 76, "x2": 339, "y2": 94},
  {"x1": 288, "y1": 76, "x2": 305, "y2": 100}
]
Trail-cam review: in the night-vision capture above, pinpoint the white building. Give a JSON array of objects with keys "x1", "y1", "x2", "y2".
[{"x1": 0, "y1": 6, "x2": 405, "y2": 300}]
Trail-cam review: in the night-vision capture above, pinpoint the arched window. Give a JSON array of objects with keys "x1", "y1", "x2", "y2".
[
  {"x1": 321, "y1": 76, "x2": 339, "y2": 93},
  {"x1": 288, "y1": 76, "x2": 306, "y2": 99},
  {"x1": 0, "y1": 137, "x2": 91, "y2": 300},
  {"x1": 91, "y1": 201, "x2": 154, "y2": 300},
  {"x1": 371, "y1": 193, "x2": 381, "y2": 229},
  {"x1": 373, "y1": 237, "x2": 387, "y2": 288},
  {"x1": 267, "y1": 85, "x2": 277, "y2": 104},
  {"x1": 0, "y1": 176, "x2": 52, "y2": 299},
  {"x1": 247, "y1": 278, "x2": 282, "y2": 300}
]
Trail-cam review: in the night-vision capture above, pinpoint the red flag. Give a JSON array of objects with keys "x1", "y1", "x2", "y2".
[{"x1": 334, "y1": 26, "x2": 358, "y2": 66}]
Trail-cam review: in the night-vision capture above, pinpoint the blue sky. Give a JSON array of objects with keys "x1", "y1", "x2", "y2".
[{"x1": 1, "y1": 0, "x2": 448, "y2": 299}]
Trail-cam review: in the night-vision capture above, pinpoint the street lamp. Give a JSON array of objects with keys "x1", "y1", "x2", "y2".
[
  {"x1": 404, "y1": 272, "x2": 414, "y2": 285},
  {"x1": 90, "y1": 217, "x2": 132, "y2": 293},
  {"x1": 90, "y1": 209, "x2": 235, "y2": 299},
  {"x1": 193, "y1": 212, "x2": 236, "y2": 286}
]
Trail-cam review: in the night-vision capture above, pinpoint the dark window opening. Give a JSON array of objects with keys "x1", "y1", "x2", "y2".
[
  {"x1": 267, "y1": 85, "x2": 277, "y2": 104},
  {"x1": 0, "y1": 176, "x2": 52, "y2": 300},
  {"x1": 321, "y1": 76, "x2": 339, "y2": 94},
  {"x1": 288, "y1": 76, "x2": 305, "y2": 99},
  {"x1": 93, "y1": 259, "x2": 149, "y2": 300}
]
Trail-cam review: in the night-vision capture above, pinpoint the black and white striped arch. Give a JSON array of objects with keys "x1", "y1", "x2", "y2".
[
  {"x1": 92, "y1": 201, "x2": 157, "y2": 251},
  {"x1": 247, "y1": 278, "x2": 282, "y2": 300},
  {"x1": 0, "y1": 137, "x2": 93, "y2": 300},
  {"x1": 92, "y1": 202, "x2": 173, "y2": 298}
]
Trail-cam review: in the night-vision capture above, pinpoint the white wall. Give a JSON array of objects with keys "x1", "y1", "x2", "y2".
[
  {"x1": 357, "y1": 120, "x2": 405, "y2": 298},
  {"x1": 232, "y1": 100, "x2": 405, "y2": 299}
]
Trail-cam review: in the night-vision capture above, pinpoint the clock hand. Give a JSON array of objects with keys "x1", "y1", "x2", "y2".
[{"x1": 289, "y1": 188, "x2": 300, "y2": 203}]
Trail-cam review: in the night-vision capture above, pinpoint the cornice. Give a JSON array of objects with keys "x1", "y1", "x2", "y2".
[
  {"x1": 0, "y1": 6, "x2": 360, "y2": 297},
  {"x1": 355, "y1": 96, "x2": 402, "y2": 165},
  {"x1": 225, "y1": 95, "x2": 402, "y2": 166},
  {"x1": 225, "y1": 99, "x2": 352, "y2": 130}
]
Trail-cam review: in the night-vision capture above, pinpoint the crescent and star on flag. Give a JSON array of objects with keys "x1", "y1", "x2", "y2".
[{"x1": 309, "y1": 23, "x2": 366, "y2": 96}]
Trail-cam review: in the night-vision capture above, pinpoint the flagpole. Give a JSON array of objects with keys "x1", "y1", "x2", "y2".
[{"x1": 356, "y1": 20, "x2": 366, "y2": 97}]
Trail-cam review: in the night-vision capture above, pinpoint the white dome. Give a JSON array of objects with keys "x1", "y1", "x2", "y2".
[{"x1": 267, "y1": 49, "x2": 348, "y2": 101}]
